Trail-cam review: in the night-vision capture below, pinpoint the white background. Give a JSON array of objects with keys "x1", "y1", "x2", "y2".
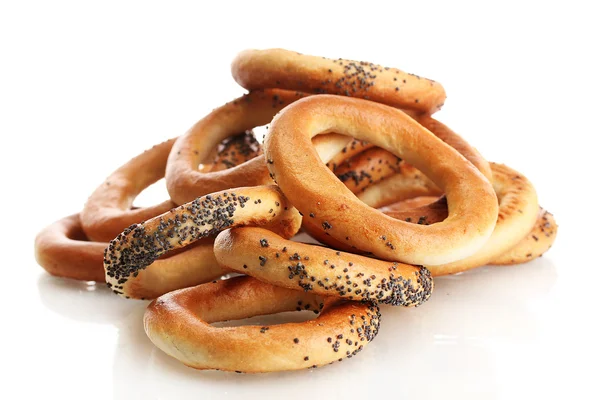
[{"x1": 1, "y1": 1, "x2": 599, "y2": 399}]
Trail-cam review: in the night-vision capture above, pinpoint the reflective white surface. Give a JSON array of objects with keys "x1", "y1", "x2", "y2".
[{"x1": 3, "y1": 1, "x2": 599, "y2": 399}]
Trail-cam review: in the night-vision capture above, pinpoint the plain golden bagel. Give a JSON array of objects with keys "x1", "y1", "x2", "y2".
[
  {"x1": 264, "y1": 95, "x2": 498, "y2": 266},
  {"x1": 144, "y1": 276, "x2": 381, "y2": 373},
  {"x1": 214, "y1": 227, "x2": 433, "y2": 306},
  {"x1": 104, "y1": 185, "x2": 302, "y2": 297},
  {"x1": 34, "y1": 214, "x2": 107, "y2": 282},
  {"x1": 231, "y1": 48, "x2": 446, "y2": 114},
  {"x1": 491, "y1": 208, "x2": 557, "y2": 265},
  {"x1": 81, "y1": 139, "x2": 178, "y2": 242}
]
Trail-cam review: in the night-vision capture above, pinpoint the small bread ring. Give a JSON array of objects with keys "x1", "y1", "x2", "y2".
[
  {"x1": 214, "y1": 227, "x2": 433, "y2": 306},
  {"x1": 34, "y1": 214, "x2": 227, "y2": 298},
  {"x1": 166, "y1": 89, "x2": 307, "y2": 205},
  {"x1": 104, "y1": 185, "x2": 301, "y2": 297},
  {"x1": 491, "y1": 208, "x2": 558, "y2": 265},
  {"x1": 265, "y1": 95, "x2": 498, "y2": 265},
  {"x1": 81, "y1": 139, "x2": 177, "y2": 242},
  {"x1": 231, "y1": 48, "x2": 446, "y2": 114},
  {"x1": 35, "y1": 214, "x2": 106, "y2": 282},
  {"x1": 334, "y1": 147, "x2": 402, "y2": 193},
  {"x1": 144, "y1": 275, "x2": 381, "y2": 373}
]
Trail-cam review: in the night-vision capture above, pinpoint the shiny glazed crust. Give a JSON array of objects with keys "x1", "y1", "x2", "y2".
[
  {"x1": 231, "y1": 48, "x2": 446, "y2": 114},
  {"x1": 144, "y1": 276, "x2": 381, "y2": 373},
  {"x1": 34, "y1": 214, "x2": 107, "y2": 282},
  {"x1": 265, "y1": 95, "x2": 498, "y2": 266}
]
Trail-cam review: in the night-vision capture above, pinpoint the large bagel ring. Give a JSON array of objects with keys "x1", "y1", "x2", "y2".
[
  {"x1": 231, "y1": 48, "x2": 446, "y2": 114},
  {"x1": 144, "y1": 276, "x2": 381, "y2": 373},
  {"x1": 214, "y1": 227, "x2": 433, "y2": 306},
  {"x1": 104, "y1": 185, "x2": 301, "y2": 297},
  {"x1": 264, "y1": 95, "x2": 498, "y2": 265}
]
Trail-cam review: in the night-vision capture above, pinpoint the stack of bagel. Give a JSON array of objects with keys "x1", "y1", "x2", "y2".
[{"x1": 35, "y1": 48, "x2": 558, "y2": 373}]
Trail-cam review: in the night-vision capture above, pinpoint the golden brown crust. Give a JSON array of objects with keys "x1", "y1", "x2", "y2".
[
  {"x1": 231, "y1": 48, "x2": 446, "y2": 114},
  {"x1": 214, "y1": 227, "x2": 433, "y2": 306},
  {"x1": 144, "y1": 276, "x2": 381, "y2": 372},
  {"x1": 491, "y1": 208, "x2": 557, "y2": 265},
  {"x1": 104, "y1": 185, "x2": 302, "y2": 298},
  {"x1": 265, "y1": 95, "x2": 498, "y2": 266},
  {"x1": 81, "y1": 139, "x2": 178, "y2": 242},
  {"x1": 423, "y1": 163, "x2": 539, "y2": 275},
  {"x1": 34, "y1": 214, "x2": 107, "y2": 282}
]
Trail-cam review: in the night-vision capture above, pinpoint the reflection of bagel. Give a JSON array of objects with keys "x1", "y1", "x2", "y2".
[{"x1": 144, "y1": 276, "x2": 381, "y2": 372}]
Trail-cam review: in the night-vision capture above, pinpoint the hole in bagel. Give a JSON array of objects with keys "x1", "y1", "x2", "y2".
[{"x1": 210, "y1": 310, "x2": 318, "y2": 328}]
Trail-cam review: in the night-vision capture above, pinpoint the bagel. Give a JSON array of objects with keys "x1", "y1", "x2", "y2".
[
  {"x1": 166, "y1": 89, "x2": 306, "y2": 205},
  {"x1": 81, "y1": 139, "x2": 178, "y2": 242},
  {"x1": 34, "y1": 214, "x2": 227, "y2": 298},
  {"x1": 144, "y1": 276, "x2": 381, "y2": 373},
  {"x1": 231, "y1": 48, "x2": 446, "y2": 114},
  {"x1": 81, "y1": 133, "x2": 260, "y2": 243},
  {"x1": 264, "y1": 95, "x2": 498, "y2": 265},
  {"x1": 35, "y1": 214, "x2": 107, "y2": 282},
  {"x1": 491, "y1": 208, "x2": 557, "y2": 265},
  {"x1": 214, "y1": 227, "x2": 433, "y2": 306},
  {"x1": 104, "y1": 185, "x2": 301, "y2": 297}
]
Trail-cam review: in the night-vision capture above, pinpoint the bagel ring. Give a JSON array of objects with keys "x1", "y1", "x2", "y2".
[
  {"x1": 265, "y1": 95, "x2": 498, "y2": 265},
  {"x1": 302, "y1": 113, "x2": 492, "y2": 247},
  {"x1": 144, "y1": 276, "x2": 381, "y2": 373},
  {"x1": 166, "y1": 89, "x2": 307, "y2": 205},
  {"x1": 104, "y1": 185, "x2": 302, "y2": 297},
  {"x1": 34, "y1": 214, "x2": 226, "y2": 298},
  {"x1": 231, "y1": 48, "x2": 446, "y2": 114},
  {"x1": 214, "y1": 227, "x2": 433, "y2": 306},
  {"x1": 81, "y1": 133, "x2": 261, "y2": 243}
]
